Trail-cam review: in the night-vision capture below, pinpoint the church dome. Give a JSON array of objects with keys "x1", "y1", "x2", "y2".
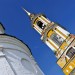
[{"x1": 0, "y1": 23, "x2": 44, "y2": 75}]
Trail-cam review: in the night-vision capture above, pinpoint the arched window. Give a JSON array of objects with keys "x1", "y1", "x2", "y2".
[
  {"x1": 66, "y1": 47, "x2": 75, "y2": 58},
  {"x1": 37, "y1": 21, "x2": 46, "y2": 30}
]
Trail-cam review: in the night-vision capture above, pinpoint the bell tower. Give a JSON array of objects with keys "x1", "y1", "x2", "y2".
[{"x1": 23, "y1": 8, "x2": 75, "y2": 75}]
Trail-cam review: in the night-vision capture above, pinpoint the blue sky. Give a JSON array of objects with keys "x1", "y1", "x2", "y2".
[{"x1": 0, "y1": 0, "x2": 75, "y2": 75}]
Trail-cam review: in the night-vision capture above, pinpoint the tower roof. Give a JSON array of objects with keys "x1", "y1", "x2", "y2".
[
  {"x1": 22, "y1": 7, "x2": 31, "y2": 16},
  {"x1": 22, "y1": 7, "x2": 35, "y2": 20}
]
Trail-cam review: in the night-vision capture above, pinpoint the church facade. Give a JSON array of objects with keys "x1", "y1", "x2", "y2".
[{"x1": 23, "y1": 8, "x2": 75, "y2": 75}]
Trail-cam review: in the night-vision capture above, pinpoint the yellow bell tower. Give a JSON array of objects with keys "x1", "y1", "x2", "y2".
[{"x1": 23, "y1": 8, "x2": 75, "y2": 75}]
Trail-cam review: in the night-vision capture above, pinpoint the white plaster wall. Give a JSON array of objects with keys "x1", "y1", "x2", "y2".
[{"x1": 0, "y1": 35, "x2": 44, "y2": 75}]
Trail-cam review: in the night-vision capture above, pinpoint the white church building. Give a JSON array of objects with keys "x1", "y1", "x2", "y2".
[{"x1": 0, "y1": 23, "x2": 44, "y2": 75}]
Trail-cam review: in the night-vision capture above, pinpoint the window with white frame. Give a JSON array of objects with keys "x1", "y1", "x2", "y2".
[{"x1": 50, "y1": 33, "x2": 64, "y2": 46}]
